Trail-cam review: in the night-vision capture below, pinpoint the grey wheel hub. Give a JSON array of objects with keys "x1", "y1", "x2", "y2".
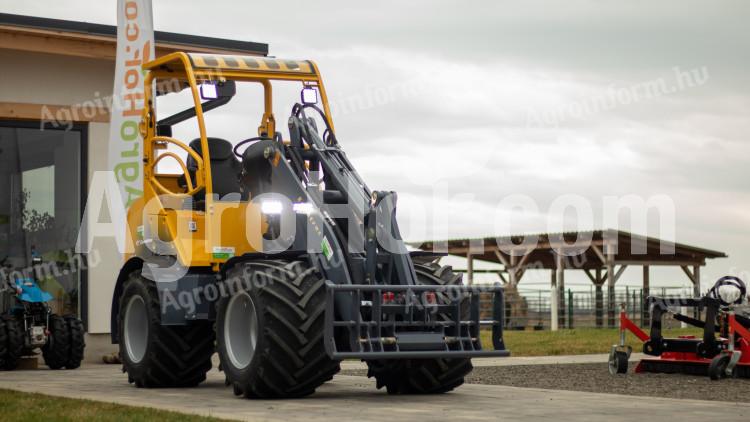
[
  {"x1": 123, "y1": 295, "x2": 148, "y2": 364},
  {"x1": 224, "y1": 291, "x2": 259, "y2": 370}
]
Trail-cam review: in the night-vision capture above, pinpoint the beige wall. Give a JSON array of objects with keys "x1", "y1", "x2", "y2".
[
  {"x1": 87, "y1": 122, "x2": 121, "y2": 334},
  {"x1": 0, "y1": 49, "x2": 114, "y2": 105},
  {"x1": 1, "y1": 49, "x2": 119, "y2": 334}
]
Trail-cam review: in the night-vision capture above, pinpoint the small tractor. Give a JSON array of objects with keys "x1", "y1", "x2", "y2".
[
  {"x1": 609, "y1": 276, "x2": 750, "y2": 379},
  {"x1": 111, "y1": 52, "x2": 508, "y2": 398},
  {"x1": 0, "y1": 252, "x2": 85, "y2": 370}
]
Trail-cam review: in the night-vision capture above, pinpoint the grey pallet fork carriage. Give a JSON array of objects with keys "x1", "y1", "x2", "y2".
[
  {"x1": 284, "y1": 103, "x2": 510, "y2": 360},
  {"x1": 324, "y1": 283, "x2": 509, "y2": 359}
]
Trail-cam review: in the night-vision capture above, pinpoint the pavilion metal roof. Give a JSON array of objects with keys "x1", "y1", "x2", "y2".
[{"x1": 410, "y1": 229, "x2": 726, "y2": 270}]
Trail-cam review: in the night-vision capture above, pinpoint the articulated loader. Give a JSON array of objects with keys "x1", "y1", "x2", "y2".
[{"x1": 111, "y1": 52, "x2": 508, "y2": 398}]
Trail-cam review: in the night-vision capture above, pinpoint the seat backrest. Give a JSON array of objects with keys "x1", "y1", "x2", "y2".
[
  {"x1": 239, "y1": 139, "x2": 278, "y2": 199},
  {"x1": 187, "y1": 137, "x2": 243, "y2": 201}
]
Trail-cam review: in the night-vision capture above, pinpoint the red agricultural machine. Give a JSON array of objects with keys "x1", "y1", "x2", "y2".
[{"x1": 609, "y1": 276, "x2": 750, "y2": 380}]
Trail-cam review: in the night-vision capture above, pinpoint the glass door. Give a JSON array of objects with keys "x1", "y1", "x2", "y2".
[{"x1": 0, "y1": 121, "x2": 85, "y2": 318}]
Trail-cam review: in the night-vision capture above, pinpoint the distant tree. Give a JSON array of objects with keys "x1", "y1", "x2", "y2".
[{"x1": 19, "y1": 188, "x2": 55, "y2": 232}]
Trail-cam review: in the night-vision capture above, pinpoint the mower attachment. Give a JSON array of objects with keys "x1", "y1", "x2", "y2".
[
  {"x1": 323, "y1": 282, "x2": 509, "y2": 359},
  {"x1": 611, "y1": 276, "x2": 750, "y2": 379}
]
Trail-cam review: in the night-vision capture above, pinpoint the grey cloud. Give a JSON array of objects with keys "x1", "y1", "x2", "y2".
[{"x1": 2, "y1": 0, "x2": 747, "y2": 287}]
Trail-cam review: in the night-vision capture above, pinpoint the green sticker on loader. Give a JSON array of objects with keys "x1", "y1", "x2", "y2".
[
  {"x1": 212, "y1": 246, "x2": 235, "y2": 260},
  {"x1": 321, "y1": 237, "x2": 333, "y2": 261}
]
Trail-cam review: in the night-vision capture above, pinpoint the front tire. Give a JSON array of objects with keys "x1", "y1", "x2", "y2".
[
  {"x1": 709, "y1": 354, "x2": 731, "y2": 380},
  {"x1": 64, "y1": 316, "x2": 85, "y2": 369},
  {"x1": 0, "y1": 315, "x2": 24, "y2": 370},
  {"x1": 119, "y1": 270, "x2": 214, "y2": 388},
  {"x1": 608, "y1": 351, "x2": 628, "y2": 374},
  {"x1": 43, "y1": 315, "x2": 70, "y2": 369},
  {"x1": 366, "y1": 263, "x2": 474, "y2": 394},
  {"x1": 217, "y1": 260, "x2": 340, "y2": 398}
]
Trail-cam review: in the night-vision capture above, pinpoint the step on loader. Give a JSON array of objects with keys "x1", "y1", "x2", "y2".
[{"x1": 111, "y1": 52, "x2": 509, "y2": 398}]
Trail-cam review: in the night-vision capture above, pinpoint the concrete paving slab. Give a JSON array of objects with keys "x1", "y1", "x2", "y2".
[
  {"x1": 0, "y1": 364, "x2": 747, "y2": 422},
  {"x1": 340, "y1": 353, "x2": 645, "y2": 370},
  {"x1": 471, "y1": 352, "x2": 647, "y2": 367}
]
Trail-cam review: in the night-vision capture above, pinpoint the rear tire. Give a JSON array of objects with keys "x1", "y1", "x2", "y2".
[
  {"x1": 64, "y1": 316, "x2": 85, "y2": 369},
  {"x1": 0, "y1": 315, "x2": 24, "y2": 370},
  {"x1": 119, "y1": 270, "x2": 214, "y2": 388},
  {"x1": 217, "y1": 260, "x2": 340, "y2": 398},
  {"x1": 366, "y1": 263, "x2": 474, "y2": 394},
  {"x1": 43, "y1": 315, "x2": 70, "y2": 369}
]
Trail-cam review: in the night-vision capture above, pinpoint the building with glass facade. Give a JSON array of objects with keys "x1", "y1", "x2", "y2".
[{"x1": 0, "y1": 13, "x2": 266, "y2": 359}]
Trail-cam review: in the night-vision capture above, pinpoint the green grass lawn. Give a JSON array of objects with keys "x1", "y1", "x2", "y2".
[
  {"x1": 482, "y1": 327, "x2": 703, "y2": 356},
  {"x1": 0, "y1": 389, "x2": 225, "y2": 422}
]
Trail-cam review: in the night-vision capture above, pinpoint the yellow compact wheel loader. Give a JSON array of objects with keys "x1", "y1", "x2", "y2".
[{"x1": 111, "y1": 52, "x2": 509, "y2": 398}]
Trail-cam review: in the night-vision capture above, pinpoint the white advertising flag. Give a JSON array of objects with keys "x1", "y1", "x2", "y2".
[{"x1": 108, "y1": 0, "x2": 154, "y2": 209}]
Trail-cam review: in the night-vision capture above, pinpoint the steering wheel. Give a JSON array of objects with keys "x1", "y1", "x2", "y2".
[
  {"x1": 150, "y1": 136, "x2": 205, "y2": 196},
  {"x1": 233, "y1": 136, "x2": 273, "y2": 158}
]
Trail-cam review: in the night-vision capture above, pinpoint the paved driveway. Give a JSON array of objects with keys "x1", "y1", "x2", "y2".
[{"x1": 0, "y1": 364, "x2": 746, "y2": 422}]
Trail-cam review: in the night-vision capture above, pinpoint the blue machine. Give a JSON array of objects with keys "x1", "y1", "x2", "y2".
[
  {"x1": 0, "y1": 251, "x2": 85, "y2": 371},
  {"x1": 11, "y1": 277, "x2": 54, "y2": 304}
]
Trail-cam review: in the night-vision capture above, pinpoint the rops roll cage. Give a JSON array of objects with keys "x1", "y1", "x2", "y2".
[{"x1": 139, "y1": 52, "x2": 334, "y2": 199}]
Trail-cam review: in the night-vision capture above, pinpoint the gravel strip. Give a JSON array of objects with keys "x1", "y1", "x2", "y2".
[{"x1": 342, "y1": 363, "x2": 750, "y2": 403}]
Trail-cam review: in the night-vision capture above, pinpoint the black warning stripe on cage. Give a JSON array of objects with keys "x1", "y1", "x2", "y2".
[{"x1": 188, "y1": 53, "x2": 316, "y2": 75}]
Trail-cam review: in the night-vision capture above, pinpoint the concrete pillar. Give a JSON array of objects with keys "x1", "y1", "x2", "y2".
[
  {"x1": 466, "y1": 254, "x2": 474, "y2": 286},
  {"x1": 558, "y1": 257, "x2": 565, "y2": 329},
  {"x1": 606, "y1": 252, "x2": 616, "y2": 328},
  {"x1": 693, "y1": 265, "x2": 701, "y2": 319},
  {"x1": 595, "y1": 282, "x2": 604, "y2": 327},
  {"x1": 642, "y1": 265, "x2": 650, "y2": 327},
  {"x1": 550, "y1": 255, "x2": 561, "y2": 331}
]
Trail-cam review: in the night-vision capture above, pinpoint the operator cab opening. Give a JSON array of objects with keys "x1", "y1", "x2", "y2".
[{"x1": 151, "y1": 77, "x2": 328, "y2": 210}]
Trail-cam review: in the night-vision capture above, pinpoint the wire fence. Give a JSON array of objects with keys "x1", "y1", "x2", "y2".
[{"x1": 480, "y1": 286, "x2": 696, "y2": 330}]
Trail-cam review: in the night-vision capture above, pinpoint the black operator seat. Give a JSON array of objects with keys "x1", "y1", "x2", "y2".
[
  {"x1": 186, "y1": 137, "x2": 244, "y2": 201},
  {"x1": 240, "y1": 139, "x2": 279, "y2": 199}
]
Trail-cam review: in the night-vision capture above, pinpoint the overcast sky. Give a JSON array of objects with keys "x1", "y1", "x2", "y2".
[{"x1": 3, "y1": 0, "x2": 749, "y2": 289}]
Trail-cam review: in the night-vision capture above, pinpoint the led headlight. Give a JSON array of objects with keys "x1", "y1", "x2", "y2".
[{"x1": 260, "y1": 200, "x2": 283, "y2": 214}]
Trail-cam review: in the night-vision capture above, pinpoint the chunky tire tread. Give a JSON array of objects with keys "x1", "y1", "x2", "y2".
[
  {"x1": 64, "y1": 316, "x2": 86, "y2": 369},
  {"x1": 0, "y1": 317, "x2": 21, "y2": 370},
  {"x1": 218, "y1": 260, "x2": 340, "y2": 399},
  {"x1": 366, "y1": 263, "x2": 474, "y2": 394},
  {"x1": 2, "y1": 316, "x2": 24, "y2": 370},
  {"x1": 0, "y1": 315, "x2": 24, "y2": 371},
  {"x1": 119, "y1": 271, "x2": 215, "y2": 388},
  {"x1": 0, "y1": 318, "x2": 7, "y2": 369},
  {"x1": 43, "y1": 315, "x2": 70, "y2": 370}
]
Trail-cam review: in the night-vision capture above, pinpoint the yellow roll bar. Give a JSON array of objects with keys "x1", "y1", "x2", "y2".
[{"x1": 141, "y1": 52, "x2": 335, "y2": 202}]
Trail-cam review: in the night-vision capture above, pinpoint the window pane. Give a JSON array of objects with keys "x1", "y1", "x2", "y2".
[{"x1": 0, "y1": 125, "x2": 81, "y2": 317}]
